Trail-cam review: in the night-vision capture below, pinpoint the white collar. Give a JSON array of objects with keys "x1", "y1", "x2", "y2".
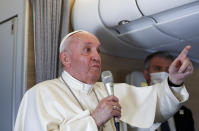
[{"x1": 61, "y1": 71, "x2": 94, "y2": 94}]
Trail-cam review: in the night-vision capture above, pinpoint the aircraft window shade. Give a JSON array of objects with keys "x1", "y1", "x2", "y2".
[
  {"x1": 136, "y1": 0, "x2": 197, "y2": 16},
  {"x1": 115, "y1": 17, "x2": 180, "y2": 49},
  {"x1": 99, "y1": 0, "x2": 142, "y2": 28}
]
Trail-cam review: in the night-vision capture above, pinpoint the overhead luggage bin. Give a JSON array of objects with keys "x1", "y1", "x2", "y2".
[
  {"x1": 152, "y1": 1, "x2": 199, "y2": 62},
  {"x1": 115, "y1": 17, "x2": 180, "y2": 50},
  {"x1": 137, "y1": 0, "x2": 197, "y2": 16},
  {"x1": 152, "y1": 1, "x2": 199, "y2": 40},
  {"x1": 72, "y1": 0, "x2": 199, "y2": 63},
  {"x1": 99, "y1": 0, "x2": 142, "y2": 28}
]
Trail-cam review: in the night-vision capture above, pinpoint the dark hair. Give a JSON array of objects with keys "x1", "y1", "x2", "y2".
[{"x1": 144, "y1": 51, "x2": 175, "y2": 70}]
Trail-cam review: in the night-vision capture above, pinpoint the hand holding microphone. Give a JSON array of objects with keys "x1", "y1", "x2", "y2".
[
  {"x1": 101, "y1": 71, "x2": 121, "y2": 131},
  {"x1": 91, "y1": 71, "x2": 121, "y2": 130}
]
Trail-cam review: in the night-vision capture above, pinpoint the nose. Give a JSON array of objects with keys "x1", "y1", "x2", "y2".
[
  {"x1": 91, "y1": 51, "x2": 101, "y2": 63},
  {"x1": 163, "y1": 67, "x2": 169, "y2": 73}
]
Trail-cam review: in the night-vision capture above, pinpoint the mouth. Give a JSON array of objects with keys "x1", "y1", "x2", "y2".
[{"x1": 91, "y1": 64, "x2": 101, "y2": 70}]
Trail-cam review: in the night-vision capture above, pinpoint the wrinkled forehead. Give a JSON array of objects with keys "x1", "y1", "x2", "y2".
[
  {"x1": 59, "y1": 30, "x2": 100, "y2": 52},
  {"x1": 72, "y1": 31, "x2": 100, "y2": 43}
]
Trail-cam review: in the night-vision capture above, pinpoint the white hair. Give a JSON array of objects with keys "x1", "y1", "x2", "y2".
[{"x1": 59, "y1": 30, "x2": 90, "y2": 53}]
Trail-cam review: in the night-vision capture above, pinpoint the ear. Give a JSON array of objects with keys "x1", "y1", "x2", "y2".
[
  {"x1": 143, "y1": 69, "x2": 150, "y2": 84},
  {"x1": 60, "y1": 51, "x2": 71, "y2": 69}
]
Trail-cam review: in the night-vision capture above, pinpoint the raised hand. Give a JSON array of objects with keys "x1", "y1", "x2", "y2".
[
  {"x1": 91, "y1": 95, "x2": 121, "y2": 128},
  {"x1": 168, "y1": 45, "x2": 193, "y2": 85}
]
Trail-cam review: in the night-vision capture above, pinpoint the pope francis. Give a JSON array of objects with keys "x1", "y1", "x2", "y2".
[{"x1": 14, "y1": 30, "x2": 193, "y2": 131}]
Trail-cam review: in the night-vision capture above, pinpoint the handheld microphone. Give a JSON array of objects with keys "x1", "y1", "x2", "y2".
[{"x1": 101, "y1": 71, "x2": 120, "y2": 131}]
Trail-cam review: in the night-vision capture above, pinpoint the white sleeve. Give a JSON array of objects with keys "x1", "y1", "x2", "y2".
[
  {"x1": 60, "y1": 110, "x2": 98, "y2": 131},
  {"x1": 114, "y1": 79, "x2": 189, "y2": 128},
  {"x1": 14, "y1": 88, "x2": 98, "y2": 131},
  {"x1": 154, "y1": 79, "x2": 189, "y2": 122},
  {"x1": 14, "y1": 89, "x2": 44, "y2": 131}
]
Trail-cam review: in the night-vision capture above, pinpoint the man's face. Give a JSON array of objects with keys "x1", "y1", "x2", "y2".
[
  {"x1": 66, "y1": 32, "x2": 101, "y2": 84},
  {"x1": 144, "y1": 56, "x2": 172, "y2": 84},
  {"x1": 148, "y1": 56, "x2": 172, "y2": 73}
]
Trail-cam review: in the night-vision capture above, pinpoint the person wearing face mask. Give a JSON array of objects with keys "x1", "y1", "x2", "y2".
[
  {"x1": 145, "y1": 51, "x2": 195, "y2": 131},
  {"x1": 143, "y1": 51, "x2": 173, "y2": 86},
  {"x1": 126, "y1": 51, "x2": 195, "y2": 131},
  {"x1": 149, "y1": 72, "x2": 169, "y2": 85}
]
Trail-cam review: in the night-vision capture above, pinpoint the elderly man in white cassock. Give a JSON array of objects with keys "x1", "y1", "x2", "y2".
[{"x1": 14, "y1": 30, "x2": 193, "y2": 131}]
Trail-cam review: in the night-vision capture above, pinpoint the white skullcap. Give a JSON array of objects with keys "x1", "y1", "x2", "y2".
[{"x1": 59, "y1": 30, "x2": 90, "y2": 53}]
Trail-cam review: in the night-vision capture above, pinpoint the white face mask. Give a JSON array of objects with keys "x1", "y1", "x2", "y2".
[{"x1": 150, "y1": 72, "x2": 168, "y2": 85}]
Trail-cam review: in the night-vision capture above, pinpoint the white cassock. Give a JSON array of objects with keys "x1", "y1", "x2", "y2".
[{"x1": 14, "y1": 71, "x2": 188, "y2": 131}]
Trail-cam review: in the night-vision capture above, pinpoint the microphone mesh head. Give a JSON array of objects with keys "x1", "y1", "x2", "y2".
[{"x1": 101, "y1": 71, "x2": 113, "y2": 84}]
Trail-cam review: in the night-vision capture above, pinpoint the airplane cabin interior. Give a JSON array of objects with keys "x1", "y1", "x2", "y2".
[{"x1": 0, "y1": 0, "x2": 199, "y2": 130}]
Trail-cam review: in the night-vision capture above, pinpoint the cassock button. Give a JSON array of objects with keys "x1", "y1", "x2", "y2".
[{"x1": 179, "y1": 109, "x2": 184, "y2": 115}]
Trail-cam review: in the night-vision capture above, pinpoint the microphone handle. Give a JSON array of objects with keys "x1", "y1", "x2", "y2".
[
  {"x1": 104, "y1": 82, "x2": 120, "y2": 131},
  {"x1": 110, "y1": 83, "x2": 120, "y2": 131},
  {"x1": 114, "y1": 117, "x2": 120, "y2": 131}
]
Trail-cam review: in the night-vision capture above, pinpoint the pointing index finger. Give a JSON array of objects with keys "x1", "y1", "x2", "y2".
[{"x1": 177, "y1": 45, "x2": 191, "y2": 60}]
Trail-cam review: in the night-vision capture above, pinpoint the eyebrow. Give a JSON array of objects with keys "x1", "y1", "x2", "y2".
[
  {"x1": 84, "y1": 42, "x2": 101, "y2": 48},
  {"x1": 84, "y1": 42, "x2": 93, "y2": 46}
]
